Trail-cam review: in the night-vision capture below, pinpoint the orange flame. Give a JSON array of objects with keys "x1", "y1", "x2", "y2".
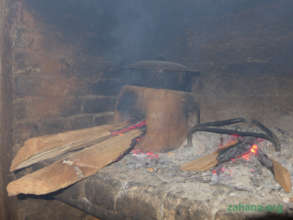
[
  {"x1": 250, "y1": 144, "x2": 258, "y2": 154},
  {"x1": 241, "y1": 144, "x2": 259, "y2": 160}
]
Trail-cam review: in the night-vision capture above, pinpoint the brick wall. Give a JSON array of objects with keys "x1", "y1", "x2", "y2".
[
  {"x1": 8, "y1": 2, "x2": 121, "y2": 220},
  {"x1": 195, "y1": 72, "x2": 293, "y2": 125},
  {"x1": 11, "y1": 2, "x2": 122, "y2": 147}
]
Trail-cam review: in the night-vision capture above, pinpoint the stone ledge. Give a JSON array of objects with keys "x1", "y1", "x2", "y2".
[
  {"x1": 56, "y1": 166, "x2": 211, "y2": 220},
  {"x1": 54, "y1": 155, "x2": 293, "y2": 220}
]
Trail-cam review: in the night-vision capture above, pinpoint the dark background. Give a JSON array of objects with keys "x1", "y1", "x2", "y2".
[
  {"x1": 1, "y1": 0, "x2": 293, "y2": 219},
  {"x1": 25, "y1": 0, "x2": 293, "y2": 72}
]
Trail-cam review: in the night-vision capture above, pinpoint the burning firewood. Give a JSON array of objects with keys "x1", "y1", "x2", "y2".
[
  {"x1": 186, "y1": 118, "x2": 280, "y2": 151},
  {"x1": 181, "y1": 136, "x2": 291, "y2": 193},
  {"x1": 181, "y1": 117, "x2": 291, "y2": 193}
]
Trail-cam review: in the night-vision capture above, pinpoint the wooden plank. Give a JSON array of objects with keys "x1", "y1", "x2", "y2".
[
  {"x1": 10, "y1": 122, "x2": 127, "y2": 171},
  {"x1": 7, "y1": 129, "x2": 142, "y2": 196},
  {"x1": 180, "y1": 141, "x2": 238, "y2": 171},
  {"x1": 272, "y1": 159, "x2": 292, "y2": 193},
  {"x1": 180, "y1": 152, "x2": 218, "y2": 171}
]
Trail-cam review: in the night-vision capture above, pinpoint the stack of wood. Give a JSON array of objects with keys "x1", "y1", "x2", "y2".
[
  {"x1": 7, "y1": 122, "x2": 142, "y2": 196},
  {"x1": 7, "y1": 85, "x2": 199, "y2": 196}
]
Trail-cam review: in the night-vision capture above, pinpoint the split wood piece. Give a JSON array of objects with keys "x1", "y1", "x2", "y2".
[
  {"x1": 10, "y1": 122, "x2": 128, "y2": 172},
  {"x1": 114, "y1": 85, "x2": 200, "y2": 152},
  {"x1": 7, "y1": 129, "x2": 142, "y2": 196},
  {"x1": 272, "y1": 159, "x2": 292, "y2": 193},
  {"x1": 180, "y1": 140, "x2": 238, "y2": 171},
  {"x1": 181, "y1": 152, "x2": 218, "y2": 171}
]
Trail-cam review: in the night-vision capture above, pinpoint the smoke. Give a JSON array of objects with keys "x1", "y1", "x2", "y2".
[
  {"x1": 24, "y1": 0, "x2": 293, "y2": 70},
  {"x1": 24, "y1": 0, "x2": 232, "y2": 62}
]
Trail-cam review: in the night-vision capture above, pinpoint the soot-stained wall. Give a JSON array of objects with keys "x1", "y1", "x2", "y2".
[
  {"x1": 7, "y1": 1, "x2": 117, "y2": 219},
  {"x1": 23, "y1": 0, "x2": 293, "y2": 127},
  {"x1": 2, "y1": 0, "x2": 293, "y2": 219},
  {"x1": 11, "y1": 2, "x2": 120, "y2": 145},
  {"x1": 23, "y1": 0, "x2": 293, "y2": 71},
  {"x1": 0, "y1": 0, "x2": 14, "y2": 219}
]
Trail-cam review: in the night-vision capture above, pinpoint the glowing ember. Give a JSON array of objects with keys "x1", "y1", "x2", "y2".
[
  {"x1": 220, "y1": 135, "x2": 260, "y2": 162},
  {"x1": 131, "y1": 149, "x2": 159, "y2": 159},
  {"x1": 241, "y1": 153, "x2": 250, "y2": 161},
  {"x1": 111, "y1": 120, "x2": 146, "y2": 136},
  {"x1": 250, "y1": 144, "x2": 258, "y2": 154},
  {"x1": 241, "y1": 144, "x2": 259, "y2": 161}
]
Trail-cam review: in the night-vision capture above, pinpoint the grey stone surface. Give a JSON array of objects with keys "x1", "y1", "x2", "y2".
[{"x1": 56, "y1": 126, "x2": 293, "y2": 220}]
